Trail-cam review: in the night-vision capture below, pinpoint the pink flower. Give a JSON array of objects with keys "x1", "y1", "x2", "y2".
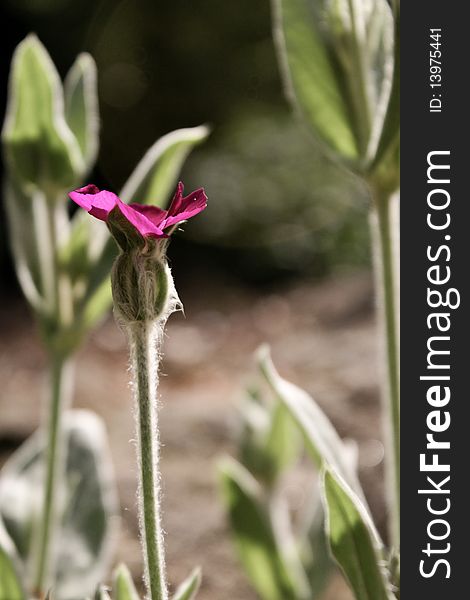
[{"x1": 69, "y1": 182, "x2": 207, "y2": 239}]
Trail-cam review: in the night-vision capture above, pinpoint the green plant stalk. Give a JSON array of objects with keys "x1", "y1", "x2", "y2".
[
  {"x1": 370, "y1": 187, "x2": 400, "y2": 550},
  {"x1": 33, "y1": 354, "x2": 73, "y2": 594},
  {"x1": 129, "y1": 321, "x2": 168, "y2": 600},
  {"x1": 33, "y1": 196, "x2": 75, "y2": 594}
]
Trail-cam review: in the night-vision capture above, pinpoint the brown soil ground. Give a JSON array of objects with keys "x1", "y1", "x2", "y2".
[{"x1": 0, "y1": 272, "x2": 386, "y2": 600}]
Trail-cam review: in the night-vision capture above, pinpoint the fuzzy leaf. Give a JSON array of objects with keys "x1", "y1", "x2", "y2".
[
  {"x1": 0, "y1": 521, "x2": 25, "y2": 600},
  {"x1": 0, "y1": 410, "x2": 118, "y2": 599},
  {"x1": 264, "y1": 401, "x2": 301, "y2": 481},
  {"x1": 172, "y1": 567, "x2": 201, "y2": 600},
  {"x1": 64, "y1": 53, "x2": 99, "y2": 172},
  {"x1": 272, "y1": 0, "x2": 394, "y2": 168},
  {"x1": 95, "y1": 586, "x2": 112, "y2": 600},
  {"x1": 257, "y1": 346, "x2": 363, "y2": 496},
  {"x1": 3, "y1": 179, "x2": 43, "y2": 312},
  {"x1": 322, "y1": 469, "x2": 393, "y2": 600},
  {"x1": 369, "y1": 4, "x2": 399, "y2": 183},
  {"x1": 272, "y1": 0, "x2": 358, "y2": 160},
  {"x1": 2, "y1": 34, "x2": 83, "y2": 194},
  {"x1": 219, "y1": 457, "x2": 298, "y2": 600},
  {"x1": 238, "y1": 390, "x2": 301, "y2": 485},
  {"x1": 120, "y1": 125, "x2": 209, "y2": 205},
  {"x1": 113, "y1": 564, "x2": 140, "y2": 600}
]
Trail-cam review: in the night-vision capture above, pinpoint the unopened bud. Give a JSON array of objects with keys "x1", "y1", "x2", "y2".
[{"x1": 111, "y1": 249, "x2": 170, "y2": 323}]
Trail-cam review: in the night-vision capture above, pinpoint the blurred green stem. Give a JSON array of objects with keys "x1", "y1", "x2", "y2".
[
  {"x1": 33, "y1": 194, "x2": 75, "y2": 594},
  {"x1": 370, "y1": 186, "x2": 400, "y2": 550},
  {"x1": 34, "y1": 354, "x2": 73, "y2": 594},
  {"x1": 129, "y1": 321, "x2": 168, "y2": 600}
]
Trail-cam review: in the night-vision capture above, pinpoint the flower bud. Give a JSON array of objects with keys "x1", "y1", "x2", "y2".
[{"x1": 111, "y1": 249, "x2": 170, "y2": 323}]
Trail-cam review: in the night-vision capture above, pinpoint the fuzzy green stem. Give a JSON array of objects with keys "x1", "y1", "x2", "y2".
[
  {"x1": 34, "y1": 354, "x2": 73, "y2": 594},
  {"x1": 129, "y1": 321, "x2": 168, "y2": 600},
  {"x1": 370, "y1": 187, "x2": 400, "y2": 550}
]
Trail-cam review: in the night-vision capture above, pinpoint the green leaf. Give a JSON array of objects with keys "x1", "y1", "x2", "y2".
[
  {"x1": 64, "y1": 53, "x2": 99, "y2": 173},
  {"x1": 322, "y1": 469, "x2": 393, "y2": 600},
  {"x1": 0, "y1": 521, "x2": 25, "y2": 600},
  {"x1": 299, "y1": 492, "x2": 333, "y2": 597},
  {"x1": 272, "y1": 0, "x2": 394, "y2": 169},
  {"x1": 369, "y1": 6, "x2": 399, "y2": 184},
  {"x1": 238, "y1": 389, "x2": 301, "y2": 486},
  {"x1": 219, "y1": 457, "x2": 298, "y2": 600},
  {"x1": 272, "y1": 0, "x2": 358, "y2": 160},
  {"x1": 3, "y1": 178, "x2": 43, "y2": 313},
  {"x1": 0, "y1": 410, "x2": 118, "y2": 599},
  {"x1": 264, "y1": 401, "x2": 301, "y2": 480},
  {"x1": 2, "y1": 34, "x2": 83, "y2": 195},
  {"x1": 172, "y1": 567, "x2": 201, "y2": 600},
  {"x1": 120, "y1": 125, "x2": 209, "y2": 205},
  {"x1": 95, "y1": 585, "x2": 112, "y2": 600},
  {"x1": 113, "y1": 564, "x2": 140, "y2": 600},
  {"x1": 257, "y1": 346, "x2": 363, "y2": 496}
]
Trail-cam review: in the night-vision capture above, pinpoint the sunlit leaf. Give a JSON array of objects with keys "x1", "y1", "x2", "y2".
[
  {"x1": 322, "y1": 469, "x2": 393, "y2": 600},
  {"x1": 172, "y1": 567, "x2": 201, "y2": 600},
  {"x1": 120, "y1": 125, "x2": 209, "y2": 205},
  {"x1": 272, "y1": 0, "x2": 394, "y2": 169},
  {"x1": 113, "y1": 564, "x2": 140, "y2": 600},
  {"x1": 369, "y1": 5, "x2": 399, "y2": 183},
  {"x1": 64, "y1": 53, "x2": 99, "y2": 173},
  {"x1": 95, "y1": 585, "x2": 112, "y2": 600},
  {"x1": 219, "y1": 457, "x2": 299, "y2": 600},
  {"x1": 264, "y1": 401, "x2": 301, "y2": 481},
  {"x1": 2, "y1": 34, "x2": 83, "y2": 195},
  {"x1": 257, "y1": 346, "x2": 363, "y2": 496},
  {"x1": 272, "y1": 0, "x2": 358, "y2": 160},
  {"x1": 0, "y1": 410, "x2": 118, "y2": 599},
  {"x1": 0, "y1": 521, "x2": 25, "y2": 600}
]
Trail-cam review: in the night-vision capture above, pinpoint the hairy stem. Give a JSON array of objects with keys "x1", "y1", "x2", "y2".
[
  {"x1": 129, "y1": 321, "x2": 168, "y2": 600},
  {"x1": 34, "y1": 354, "x2": 73, "y2": 594},
  {"x1": 370, "y1": 187, "x2": 400, "y2": 550}
]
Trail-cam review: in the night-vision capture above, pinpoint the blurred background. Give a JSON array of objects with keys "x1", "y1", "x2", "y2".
[{"x1": 0, "y1": 1, "x2": 383, "y2": 598}]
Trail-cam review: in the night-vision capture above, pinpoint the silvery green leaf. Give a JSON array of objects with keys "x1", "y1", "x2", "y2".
[
  {"x1": 272, "y1": 0, "x2": 394, "y2": 168},
  {"x1": 302, "y1": 504, "x2": 333, "y2": 597},
  {"x1": 0, "y1": 519, "x2": 25, "y2": 600},
  {"x1": 240, "y1": 395, "x2": 301, "y2": 486},
  {"x1": 172, "y1": 567, "x2": 201, "y2": 600},
  {"x1": 272, "y1": 0, "x2": 359, "y2": 161},
  {"x1": 264, "y1": 401, "x2": 301, "y2": 482},
  {"x1": 257, "y1": 346, "x2": 364, "y2": 498},
  {"x1": 119, "y1": 125, "x2": 209, "y2": 205},
  {"x1": 64, "y1": 53, "x2": 99, "y2": 173},
  {"x1": 218, "y1": 457, "x2": 299, "y2": 600},
  {"x1": 0, "y1": 410, "x2": 118, "y2": 599},
  {"x1": 3, "y1": 178, "x2": 44, "y2": 313},
  {"x1": 94, "y1": 586, "x2": 112, "y2": 600},
  {"x1": 2, "y1": 34, "x2": 84, "y2": 195},
  {"x1": 113, "y1": 564, "x2": 140, "y2": 600},
  {"x1": 368, "y1": 4, "x2": 399, "y2": 182},
  {"x1": 322, "y1": 469, "x2": 393, "y2": 600}
]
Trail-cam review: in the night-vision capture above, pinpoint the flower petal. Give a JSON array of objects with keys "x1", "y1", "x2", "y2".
[
  {"x1": 117, "y1": 200, "x2": 167, "y2": 238},
  {"x1": 164, "y1": 183, "x2": 208, "y2": 228},
  {"x1": 129, "y1": 203, "x2": 168, "y2": 228},
  {"x1": 69, "y1": 185, "x2": 119, "y2": 221}
]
